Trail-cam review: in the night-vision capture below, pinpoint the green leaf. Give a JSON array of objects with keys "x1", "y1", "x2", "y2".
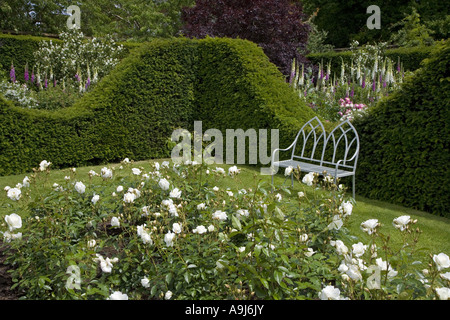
[
  {"x1": 274, "y1": 270, "x2": 283, "y2": 285},
  {"x1": 231, "y1": 215, "x2": 242, "y2": 231}
]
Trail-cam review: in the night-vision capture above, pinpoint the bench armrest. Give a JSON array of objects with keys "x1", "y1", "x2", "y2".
[{"x1": 271, "y1": 141, "x2": 296, "y2": 164}]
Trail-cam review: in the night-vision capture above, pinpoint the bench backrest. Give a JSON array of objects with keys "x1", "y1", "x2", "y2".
[
  {"x1": 291, "y1": 117, "x2": 360, "y2": 172},
  {"x1": 321, "y1": 119, "x2": 360, "y2": 172},
  {"x1": 291, "y1": 116, "x2": 327, "y2": 165}
]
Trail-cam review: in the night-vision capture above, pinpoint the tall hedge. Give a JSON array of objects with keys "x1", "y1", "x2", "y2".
[
  {"x1": 194, "y1": 37, "x2": 317, "y2": 158},
  {"x1": 0, "y1": 37, "x2": 315, "y2": 176},
  {"x1": 353, "y1": 40, "x2": 450, "y2": 217}
]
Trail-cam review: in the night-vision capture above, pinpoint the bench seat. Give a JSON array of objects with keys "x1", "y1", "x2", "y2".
[{"x1": 273, "y1": 160, "x2": 355, "y2": 178}]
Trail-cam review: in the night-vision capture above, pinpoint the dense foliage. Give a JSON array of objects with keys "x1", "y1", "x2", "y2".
[
  {"x1": 0, "y1": 0, "x2": 195, "y2": 41},
  {"x1": 301, "y1": 0, "x2": 449, "y2": 47},
  {"x1": 181, "y1": 0, "x2": 310, "y2": 77},
  {"x1": 1, "y1": 160, "x2": 449, "y2": 300},
  {"x1": 353, "y1": 40, "x2": 450, "y2": 217},
  {"x1": 0, "y1": 37, "x2": 315, "y2": 176}
]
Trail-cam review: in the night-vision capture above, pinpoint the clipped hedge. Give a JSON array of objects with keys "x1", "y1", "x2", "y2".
[
  {"x1": 194, "y1": 37, "x2": 317, "y2": 161},
  {"x1": 0, "y1": 37, "x2": 315, "y2": 176},
  {"x1": 353, "y1": 40, "x2": 450, "y2": 217},
  {"x1": 307, "y1": 46, "x2": 434, "y2": 72}
]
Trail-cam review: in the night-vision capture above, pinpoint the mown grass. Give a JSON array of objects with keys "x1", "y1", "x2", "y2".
[{"x1": 1, "y1": 159, "x2": 449, "y2": 255}]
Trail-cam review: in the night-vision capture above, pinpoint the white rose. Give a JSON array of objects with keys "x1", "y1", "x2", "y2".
[
  {"x1": 87, "y1": 239, "x2": 96, "y2": 248},
  {"x1": 327, "y1": 215, "x2": 343, "y2": 231},
  {"x1": 6, "y1": 187, "x2": 21, "y2": 201},
  {"x1": 214, "y1": 167, "x2": 225, "y2": 175},
  {"x1": 3, "y1": 231, "x2": 22, "y2": 242},
  {"x1": 339, "y1": 201, "x2": 353, "y2": 217},
  {"x1": 164, "y1": 290, "x2": 173, "y2": 300},
  {"x1": 193, "y1": 225, "x2": 207, "y2": 234},
  {"x1": 39, "y1": 160, "x2": 51, "y2": 171},
  {"x1": 332, "y1": 240, "x2": 349, "y2": 255},
  {"x1": 164, "y1": 231, "x2": 175, "y2": 247},
  {"x1": 111, "y1": 217, "x2": 120, "y2": 227},
  {"x1": 5, "y1": 213, "x2": 22, "y2": 231},
  {"x1": 172, "y1": 223, "x2": 182, "y2": 234},
  {"x1": 123, "y1": 192, "x2": 136, "y2": 203},
  {"x1": 298, "y1": 191, "x2": 305, "y2": 198},
  {"x1": 284, "y1": 166, "x2": 293, "y2": 176},
  {"x1": 212, "y1": 210, "x2": 227, "y2": 221},
  {"x1": 74, "y1": 181, "x2": 86, "y2": 194},
  {"x1": 212, "y1": 186, "x2": 219, "y2": 192},
  {"x1": 275, "y1": 193, "x2": 282, "y2": 202},
  {"x1": 91, "y1": 194, "x2": 100, "y2": 205},
  {"x1": 228, "y1": 165, "x2": 240, "y2": 176},
  {"x1": 236, "y1": 209, "x2": 249, "y2": 219},
  {"x1": 100, "y1": 167, "x2": 113, "y2": 179},
  {"x1": 141, "y1": 277, "x2": 150, "y2": 288},
  {"x1": 393, "y1": 215, "x2": 411, "y2": 231},
  {"x1": 352, "y1": 242, "x2": 367, "y2": 257},
  {"x1": 116, "y1": 185, "x2": 124, "y2": 192},
  {"x1": 207, "y1": 225, "x2": 215, "y2": 232},
  {"x1": 158, "y1": 178, "x2": 170, "y2": 191},
  {"x1": 435, "y1": 287, "x2": 450, "y2": 300},
  {"x1": 108, "y1": 291, "x2": 128, "y2": 300},
  {"x1": 131, "y1": 168, "x2": 141, "y2": 175},
  {"x1": 305, "y1": 248, "x2": 315, "y2": 257},
  {"x1": 22, "y1": 176, "x2": 30, "y2": 188},
  {"x1": 140, "y1": 231, "x2": 153, "y2": 245},
  {"x1": 197, "y1": 203, "x2": 207, "y2": 210},
  {"x1": 302, "y1": 172, "x2": 315, "y2": 186},
  {"x1": 360, "y1": 219, "x2": 379, "y2": 235},
  {"x1": 169, "y1": 188, "x2": 182, "y2": 199},
  {"x1": 319, "y1": 285, "x2": 341, "y2": 300},
  {"x1": 433, "y1": 253, "x2": 450, "y2": 271}
]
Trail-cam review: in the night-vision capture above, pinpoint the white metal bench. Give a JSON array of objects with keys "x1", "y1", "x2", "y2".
[{"x1": 271, "y1": 116, "x2": 360, "y2": 198}]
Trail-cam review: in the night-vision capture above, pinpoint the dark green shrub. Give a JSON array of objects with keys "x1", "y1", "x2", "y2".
[
  {"x1": 35, "y1": 86, "x2": 82, "y2": 110},
  {"x1": 0, "y1": 37, "x2": 315, "y2": 176},
  {"x1": 353, "y1": 40, "x2": 450, "y2": 217}
]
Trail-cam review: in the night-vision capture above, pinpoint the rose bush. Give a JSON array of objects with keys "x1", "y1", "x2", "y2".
[{"x1": 0, "y1": 160, "x2": 448, "y2": 300}]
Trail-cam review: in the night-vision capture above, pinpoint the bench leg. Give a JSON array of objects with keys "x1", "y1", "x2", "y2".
[
  {"x1": 291, "y1": 174, "x2": 294, "y2": 187},
  {"x1": 352, "y1": 175, "x2": 356, "y2": 199},
  {"x1": 271, "y1": 173, "x2": 274, "y2": 191}
]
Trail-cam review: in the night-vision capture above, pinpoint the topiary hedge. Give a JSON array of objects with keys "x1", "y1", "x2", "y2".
[
  {"x1": 0, "y1": 37, "x2": 316, "y2": 176},
  {"x1": 353, "y1": 40, "x2": 450, "y2": 217}
]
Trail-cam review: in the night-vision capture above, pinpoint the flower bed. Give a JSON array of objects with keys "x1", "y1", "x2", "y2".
[{"x1": 1, "y1": 160, "x2": 449, "y2": 300}]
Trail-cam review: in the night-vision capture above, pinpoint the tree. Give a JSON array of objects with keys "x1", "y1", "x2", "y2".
[
  {"x1": 181, "y1": 0, "x2": 310, "y2": 77},
  {"x1": 301, "y1": 0, "x2": 449, "y2": 48},
  {"x1": 0, "y1": 0, "x2": 195, "y2": 41},
  {"x1": 79, "y1": 0, "x2": 195, "y2": 40},
  {"x1": 0, "y1": 0, "x2": 71, "y2": 34}
]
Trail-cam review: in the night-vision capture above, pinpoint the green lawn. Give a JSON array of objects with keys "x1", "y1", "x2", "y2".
[{"x1": 1, "y1": 159, "x2": 449, "y2": 255}]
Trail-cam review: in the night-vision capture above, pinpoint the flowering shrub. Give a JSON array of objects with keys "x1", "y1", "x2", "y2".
[
  {"x1": 290, "y1": 42, "x2": 406, "y2": 122},
  {"x1": 1, "y1": 30, "x2": 124, "y2": 110},
  {"x1": 1, "y1": 161, "x2": 449, "y2": 300},
  {"x1": 32, "y1": 29, "x2": 124, "y2": 93},
  {"x1": 337, "y1": 97, "x2": 367, "y2": 121}
]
